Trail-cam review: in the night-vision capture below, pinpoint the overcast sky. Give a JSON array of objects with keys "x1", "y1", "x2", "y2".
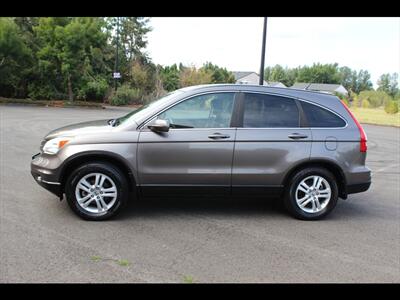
[{"x1": 146, "y1": 17, "x2": 400, "y2": 88}]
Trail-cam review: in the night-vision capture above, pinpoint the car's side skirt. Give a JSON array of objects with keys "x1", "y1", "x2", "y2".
[{"x1": 139, "y1": 184, "x2": 284, "y2": 198}]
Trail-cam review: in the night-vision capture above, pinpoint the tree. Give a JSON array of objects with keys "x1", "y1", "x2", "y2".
[
  {"x1": 200, "y1": 62, "x2": 235, "y2": 83},
  {"x1": 264, "y1": 63, "x2": 373, "y2": 93},
  {"x1": 0, "y1": 18, "x2": 32, "y2": 97},
  {"x1": 179, "y1": 66, "x2": 212, "y2": 87},
  {"x1": 296, "y1": 63, "x2": 341, "y2": 84},
  {"x1": 269, "y1": 65, "x2": 286, "y2": 84},
  {"x1": 128, "y1": 58, "x2": 157, "y2": 95},
  {"x1": 264, "y1": 66, "x2": 271, "y2": 82},
  {"x1": 118, "y1": 17, "x2": 151, "y2": 62},
  {"x1": 106, "y1": 17, "x2": 151, "y2": 81},
  {"x1": 339, "y1": 66, "x2": 358, "y2": 93},
  {"x1": 377, "y1": 73, "x2": 399, "y2": 98},
  {"x1": 160, "y1": 64, "x2": 180, "y2": 91},
  {"x1": 31, "y1": 17, "x2": 111, "y2": 101},
  {"x1": 355, "y1": 70, "x2": 373, "y2": 93},
  {"x1": 264, "y1": 65, "x2": 296, "y2": 87}
]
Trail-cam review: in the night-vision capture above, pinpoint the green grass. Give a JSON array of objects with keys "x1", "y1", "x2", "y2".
[
  {"x1": 90, "y1": 255, "x2": 131, "y2": 267},
  {"x1": 90, "y1": 255, "x2": 102, "y2": 262},
  {"x1": 183, "y1": 275, "x2": 194, "y2": 283},
  {"x1": 349, "y1": 107, "x2": 400, "y2": 127},
  {"x1": 117, "y1": 259, "x2": 131, "y2": 267}
]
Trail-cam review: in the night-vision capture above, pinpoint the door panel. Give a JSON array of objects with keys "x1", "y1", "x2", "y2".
[
  {"x1": 138, "y1": 129, "x2": 236, "y2": 196},
  {"x1": 137, "y1": 92, "x2": 237, "y2": 197},
  {"x1": 232, "y1": 92, "x2": 312, "y2": 194},
  {"x1": 232, "y1": 128, "x2": 312, "y2": 187}
]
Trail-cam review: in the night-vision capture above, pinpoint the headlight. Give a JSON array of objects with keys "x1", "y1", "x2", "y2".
[{"x1": 42, "y1": 137, "x2": 72, "y2": 155}]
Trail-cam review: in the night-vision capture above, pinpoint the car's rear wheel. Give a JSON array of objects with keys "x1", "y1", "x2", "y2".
[
  {"x1": 284, "y1": 167, "x2": 338, "y2": 220},
  {"x1": 65, "y1": 162, "x2": 128, "y2": 221}
]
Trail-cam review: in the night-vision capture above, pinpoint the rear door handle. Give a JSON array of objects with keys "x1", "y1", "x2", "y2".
[
  {"x1": 208, "y1": 133, "x2": 230, "y2": 139},
  {"x1": 288, "y1": 133, "x2": 308, "y2": 139}
]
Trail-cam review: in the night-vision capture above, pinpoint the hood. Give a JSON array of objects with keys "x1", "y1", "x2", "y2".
[{"x1": 45, "y1": 119, "x2": 112, "y2": 140}]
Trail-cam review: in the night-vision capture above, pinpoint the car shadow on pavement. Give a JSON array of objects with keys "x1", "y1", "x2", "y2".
[
  {"x1": 114, "y1": 195, "x2": 388, "y2": 222},
  {"x1": 117, "y1": 196, "x2": 287, "y2": 220}
]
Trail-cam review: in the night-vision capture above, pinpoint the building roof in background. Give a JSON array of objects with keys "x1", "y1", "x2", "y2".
[
  {"x1": 267, "y1": 81, "x2": 286, "y2": 87},
  {"x1": 232, "y1": 71, "x2": 255, "y2": 80},
  {"x1": 232, "y1": 72, "x2": 286, "y2": 88},
  {"x1": 291, "y1": 83, "x2": 345, "y2": 92}
]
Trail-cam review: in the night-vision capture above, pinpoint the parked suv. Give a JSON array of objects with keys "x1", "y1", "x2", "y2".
[{"x1": 31, "y1": 84, "x2": 371, "y2": 221}]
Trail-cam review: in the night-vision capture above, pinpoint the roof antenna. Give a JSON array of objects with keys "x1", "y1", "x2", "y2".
[{"x1": 305, "y1": 75, "x2": 318, "y2": 90}]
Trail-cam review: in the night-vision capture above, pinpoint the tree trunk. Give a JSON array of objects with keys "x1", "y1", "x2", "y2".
[
  {"x1": 67, "y1": 74, "x2": 73, "y2": 101},
  {"x1": 0, "y1": 57, "x2": 6, "y2": 69}
]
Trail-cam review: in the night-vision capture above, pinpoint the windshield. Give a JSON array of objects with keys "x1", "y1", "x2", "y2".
[{"x1": 114, "y1": 90, "x2": 183, "y2": 126}]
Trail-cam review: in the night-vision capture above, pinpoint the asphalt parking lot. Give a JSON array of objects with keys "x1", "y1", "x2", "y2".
[{"x1": 0, "y1": 105, "x2": 399, "y2": 283}]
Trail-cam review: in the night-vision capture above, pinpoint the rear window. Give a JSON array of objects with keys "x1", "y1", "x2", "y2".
[
  {"x1": 301, "y1": 101, "x2": 346, "y2": 128},
  {"x1": 243, "y1": 93, "x2": 300, "y2": 128}
]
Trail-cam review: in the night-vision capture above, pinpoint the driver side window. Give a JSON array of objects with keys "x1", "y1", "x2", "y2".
[{"x1": 158, "y1": 93, "x2": 235, "y2": 128}]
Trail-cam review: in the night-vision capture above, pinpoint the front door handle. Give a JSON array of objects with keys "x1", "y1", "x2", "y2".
[
  {"x1": 288, "y1": 133, "x2": 308, "y2": 139},
  {"x1": 208, "y1": 133, "x2": 230, "y2": 139}
]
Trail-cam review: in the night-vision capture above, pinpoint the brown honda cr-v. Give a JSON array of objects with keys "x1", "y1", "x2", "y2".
[{"x1": 31, "y1": 84, "x2": 371, "y2": 221}]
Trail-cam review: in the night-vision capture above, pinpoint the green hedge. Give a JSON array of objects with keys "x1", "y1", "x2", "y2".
[
  {"x1": 110, "y1": 84, "x2": 143, "y2": 106},
  {"x1": 361, "y1": 99, "x2": 370, "y2": 108},
  {"x1": 384, "y1": 101, "x2": 399, "y2": 114}
]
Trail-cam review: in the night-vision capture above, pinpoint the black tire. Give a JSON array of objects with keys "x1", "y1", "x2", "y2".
[
  {"x1": 284, "y1": 167, "x2": 338, "y2": 220},
  {"x1": 65, "y1": 162, "x2": 129, "y2": 221}
]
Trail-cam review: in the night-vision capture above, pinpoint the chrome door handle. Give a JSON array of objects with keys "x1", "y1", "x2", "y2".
[
  {"x1": 288, "y1": 133, "x2": 308, "y2": 139},
  {"x1": 208, "y1": 133, "x2": 230, "y2": 139}
]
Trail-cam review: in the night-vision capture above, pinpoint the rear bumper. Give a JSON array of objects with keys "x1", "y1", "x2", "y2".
[
  {"x1": 345, "y1": 165, "x2": 371, "y2": 195},
  {"x1": 346, "y1": 181, "x2": 371, "y2": 195}
]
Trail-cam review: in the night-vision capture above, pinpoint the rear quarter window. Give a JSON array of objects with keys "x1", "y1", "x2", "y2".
[{"x1": 301, "y1": 101, "x2": 346, "y2": 128}]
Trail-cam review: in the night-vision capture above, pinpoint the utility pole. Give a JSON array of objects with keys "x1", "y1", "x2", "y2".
[
  {"x1": 259, "y1": 17, "x2": 268, "y2": 85},
  {"x1": 114, "y1": 17, "x2": 120, "y2": 91}
]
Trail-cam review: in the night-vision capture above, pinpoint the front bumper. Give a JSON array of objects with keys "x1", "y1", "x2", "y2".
[{"x1": 31, "y1": 152, "x2": 63, "y2": 198}]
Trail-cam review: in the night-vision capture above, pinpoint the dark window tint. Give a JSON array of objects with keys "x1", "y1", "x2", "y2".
[
  {"x1": 243, "y1": 93, "x2": 300, "y2": 128},
  {"x1": 301, "y1": 102, "x2": 346, "y2": 127}
]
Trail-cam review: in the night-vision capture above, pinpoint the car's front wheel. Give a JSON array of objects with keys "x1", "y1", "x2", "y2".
[
  {"x1": 65, "y1": 162, "x2": 129, "y2": 221},
  {"x1": 284, "y1": 167, "x2": 338, "y2": 220}
]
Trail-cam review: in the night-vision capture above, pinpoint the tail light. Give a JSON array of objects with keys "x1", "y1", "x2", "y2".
[{"x1": 341, "y1": 100, "x2": 367, "y2": 152}]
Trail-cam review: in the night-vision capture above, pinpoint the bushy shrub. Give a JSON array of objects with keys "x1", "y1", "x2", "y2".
[
  {"x1": 341, "y1": 98, "x2": 350, "y2": 107},
  {"x1": 358, "y1": 90, "x2": 392, "y2": 108},
  {"x1": 361, "y1": 99, "x2": 370, "y2": 108},
  {"x1": 78, "y1": 78, "x2": 109, "y2": 101},
  {"x1": 110, "y1": 84, "x2": 142, "y2": 106},
  {"x1": 142, "y1": 89, "x2": 168, "y2": 105},
  {"x1": 350, "y1": 92, "x2": 359, "y2": 108},
  {"x1": 384, "y1": 101, "x2": 399, "y2": 114},
  {"x1": 28, "y1": 83, "x2": 64, "y2": 100}
]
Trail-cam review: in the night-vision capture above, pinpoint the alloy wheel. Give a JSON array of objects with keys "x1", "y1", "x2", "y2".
[
  {"x1": 295, "y1": 175, "x2": 331, "y2": 214},
  {"x1": 75, "y1": 172, "x2": 118, "y2": 214}
]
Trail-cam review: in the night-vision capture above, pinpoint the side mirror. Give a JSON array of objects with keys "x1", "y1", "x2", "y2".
[{"x1": 148, "y1": 119, "x2": 170, "y2": 132}]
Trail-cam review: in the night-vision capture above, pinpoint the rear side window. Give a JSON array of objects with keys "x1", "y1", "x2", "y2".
[
  {"x1": 301, "y1": 101, "x2": 346, "y2": 128},
  {"x1": 243, "y1": 93, "x2": 300, "y2": 128}
]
